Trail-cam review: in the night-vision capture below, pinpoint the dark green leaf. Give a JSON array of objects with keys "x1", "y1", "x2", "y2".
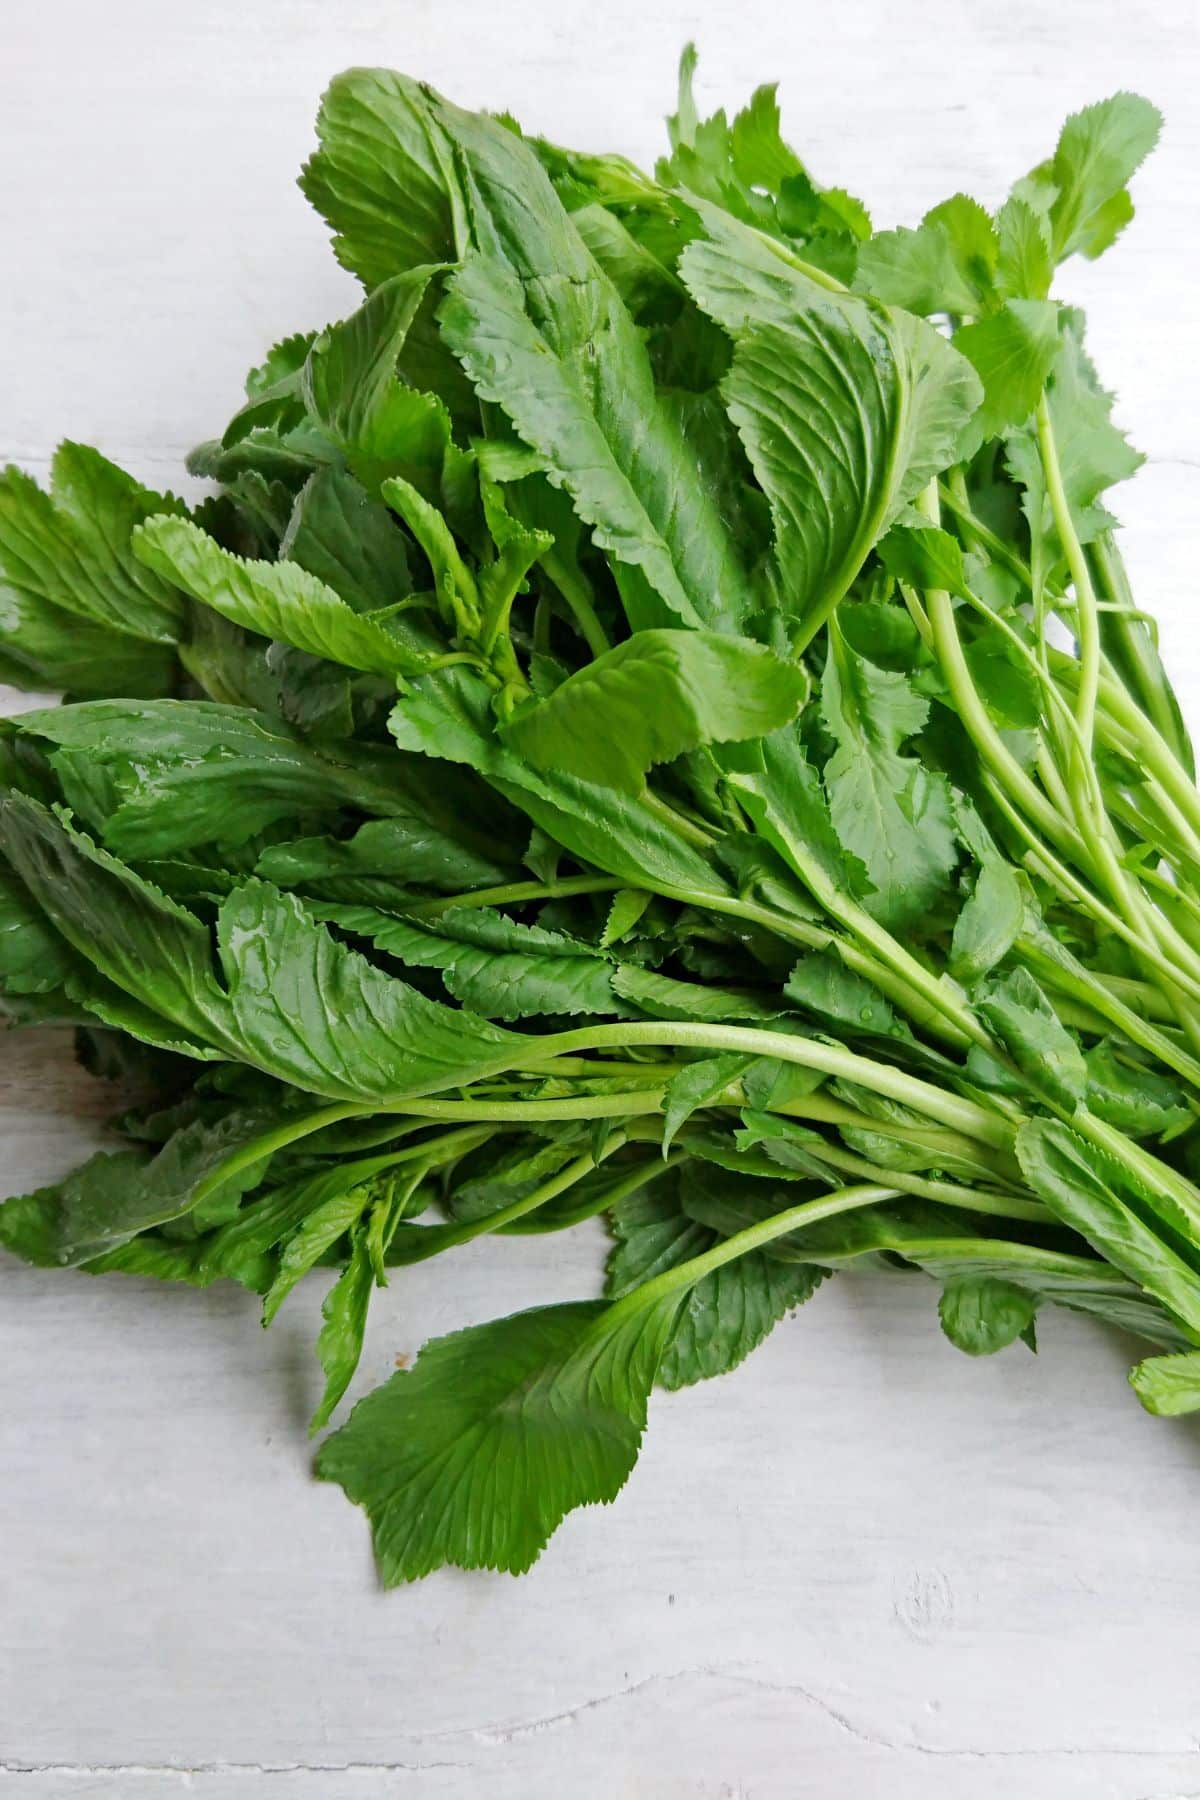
[
  {"x1": 505, "y1": 629, "x2": 807, "y2": 793},
  {"x1": 938, "y1": 1276, "x2": 1038, "y2": 1356}
]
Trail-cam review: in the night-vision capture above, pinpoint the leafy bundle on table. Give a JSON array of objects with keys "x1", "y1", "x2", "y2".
[{"x1": 5, "y1": 52, "x2": 1200, "y2": 1586}]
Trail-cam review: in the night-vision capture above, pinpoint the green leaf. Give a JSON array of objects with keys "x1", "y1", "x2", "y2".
[
  {"x1": 314, "y1": 901, "x2": 623, "y2": 1021},
  {"x1": 821, "y1": 626, "x2": 958, "y2": 929},
  {"x1": 1005, "y1": 309, "x2": 1142, "y2": 560},
  {"x1": 134, "y1": 516, "x2": 431, "y2": 678},
  {"x1": 612, "y1": 963, "x2": 780, "y2": 1022},
  {"x1": 256, "y1": 811, "x2": 520, "y2": 898},
  {"x1": 854, "y1": 217, "x2": 982, "y2": 316},
  {"x1": 938, "y1": 1276, "x2": 1038, "y2": 1356},
  {"x1": 504, "y1": 629, "x2": 807, "y2": 794},
  {"x1": 316, "y1": 1292, "x2": 681, "y2": 1581},
  {"x1": 724, "y1": 726, "x2": 867, "y2": 910},
  {"x1": 1045, "y1": 94, "x2": 1162, "y2": 262},
  {"x1": 0, "y1": 445, "x2": 185, "y2": 645},
  {"x1": 389, "y1": 667, "x2": 732, "y2": 902},
  {"x1": 0, "y1": 1106, "x2": 280, "y2": 1267},
  {"x1": 1129, "y1": 1351, "x2": 1200, "y2": 1417},
  {"x1": 877, "y1": 523, "x2": 969, "y2": 598},
  {"x1": 600, "y1": 888, "x2": 653, "y2": 947},
  {"x1": 950, "y1": 860, "x2": 1024, "y2": 984},
  {"x1": 262, "y1": 1181, "x2": 374, "y2": 1325},
  {"x1": 0, "y1": 799, "x2": 521, "y2": 1102},
  {"x1": 680, "y1": 205, "x2": 981, "y2": 643},
  {"x1": 378, "y1": 76, "x2": 758, "y2": 635},
  {"x1": 784, "y1": 951, "x2": 902, "y2": 1039},
  {"x1": 311, "y1": 1229, "x2": 377, "y2": 1434},
  {"x1": 962, "y1": 621, "x2": 1044, "y2": 730},
  {"x1": 1016, "y1": 1118, "x2": 1200, "y2": 1335},
  {"x1": 279, "y1": 468, "x2": 414, "y2": 614},
  {"x1": 994, "y1": 197, "x2": 1053, "y2": 301},
  {"x1": 0, "y1": 451, "x2": 183, "y2": 696},
  {"x1": 954, "y1": 300, "x2": 1062, "y2": 449},
  {"x1": 606, "y1": 1179, "x2": 821, "y2": 1388},
  {"x1": 301, "y1": 270, "x2": 437, "y2": 441},
  {"x1": 660, "y1": 1053, "x2": 750, "y2": 1155},
  {"x1": 973, "y1": 968, "x2": 1086, "y2": 1109},
  {"x1": 732, "y1": 1111, "x2": 839, "y2": 1181},
  {"x1": 13, "y1": 699, "x2": 409, "y2": 857},
  {"x1": 446, "y1": 1132, "x2": 587, "y2": 1224},
  {"x1": 0, "y1": 866, "x2": 76, "y2": 999},
  {"x1": 1083, "y1": 1039, "x2": 1191, "y2": 1139}
]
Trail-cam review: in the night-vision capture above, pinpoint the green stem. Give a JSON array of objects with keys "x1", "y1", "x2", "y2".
[
  {"x1": 544, "y1": 556, "x2": 611, "y2": 659},
  {"x1": 755, "y1": 1135, "x2": 1049, "y2": 1222},
  {"x1": 191, "y1": 1101, "x2": 375, "y2": 1206},
  {"x1": 403, "y1": 875, "x2": 620, "y2": 918},
  {"x1": 603, "y1": 1184, "x2": 899, "y2": 1324},
  {"x1": 384, "y1": 1090, "x2": 667, "y2": 1124},
  {"x1": 390, "y1": 1135, "x2": 627, "y2": 1264},
  {"x1": 640, "y1": 787, "x2": 720, "y2": 850},
  {"x1": 532, "y1": 1020, "x2": 1015, "y2": 1148},
  {"x1": 701, "y1": 889, "x2": 976, "y2": 1051},
  {"x1": 499, "y1": 1150, "x2": 680, "y2": 1233},
  {"x1": 1036, "y1": 395, "x2": 1102, "y2": 752}
]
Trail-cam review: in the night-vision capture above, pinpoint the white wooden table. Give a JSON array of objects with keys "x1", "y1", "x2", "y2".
[{"x1": 3, "y1": 3, "x2": 1200, "y2": 1794}]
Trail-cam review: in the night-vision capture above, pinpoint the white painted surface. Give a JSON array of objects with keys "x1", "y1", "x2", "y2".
[{"x1": 3, "y1": 1, "x2": 1200, "y2": 1792}]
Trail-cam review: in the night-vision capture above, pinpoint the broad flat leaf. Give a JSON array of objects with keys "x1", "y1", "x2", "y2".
[
  {"x1": 1083, "y1": 1040, "x2": 1191, "y2": 1139},
  {"x1": 505, "y1": 629, "x2": 806, "y2": 793},
  {"x1": 316, "y1": 1293, "x2": 681, "y2": 1581},
  {"x1": 446, "y1": 1132, "x2": 588, "y2": 1224},
  {"x1": 256, "y1": 811, "x2": 520, "y2": 898},
  {"x1": 660, "y1": 1053, "x2": 751, "y2": 1155},
  {"x1": 134, "y1": 516, "x2": 431, "y2": 677},
  {"x1": 973, "y1": 967, "x2": 1086, "y2": 1109},
  {"x1": 0, "y1": 450, "x2": 183, "y2": 695},
  {"x1": 0, "y1": 798, "x2": 522, "y2": 1102},
  {"x1": 389, "y1": 667, "x2": 732, "y2": 901},
  {"x1": 724, "y1": 726, "x2": 867, "y2": 910},
  {"x1": 0, "y1": 1106, "x2": 280, "y2": 1267},
  {"x1": 14, "y1": 699, "x2": 406, "y2": 857},
  {"x1": 314, "y1": 901, "x2": 623, "y2": 1020},
  {"x1": 938, "y1": 1276, "x2": 1038, "y2": 1355},
  {"x1": 612, "y1": 964, "x2": 780, "y2": 1022},
  {"x1": 877, "y1": 522, "x2": 969, "y2": 598},
  {"x1": 1016, "y1": 1118, "x2": 1200, "y2": 1335},
  {"x1": 0, "y1": 867, "x2": 75, "y2": 998},
  {"x1": 994, "y1": 197, "x2": 1053, "y2": 301},
  {"x1": 299, "y1": 69, "x2": 475, "y2": 415},
  {"x1": 962, "y1": 621, "x2": 1044, "y2": 730},
  {"x1": 606, "y1": 1181, "x2": 821, "y2": 1388},
  {"x1": 954, "y1": 300, "x2": 1062, "y2": 452},
  {"x1": 301, "y1": 70, "x2": 463, "y2": 287},
  {"x1": 680, "y1": 201, "x2": 980, "y2": 644},
  {"x1": 279, "y1": 468, "x2": 414, "y2": 613},
  {"x1": 821, "y1": 627, "x2": 958, "y2": 929},
  {"x1": 1129, "y1": 1351, "x2": 1200, "y2": 1417},
  {"x1": 363, "y1": 77, "x2": 757, "y2": 633},
  {"x1": 1045, "y1": 94, "x2": 1162, "y2": 261},
  {"x1": 854, "y1": 219, "x2": 981, "y2": 316},
  {"x1": 949, "y1": 861, "x2": 1024, "y2": 984},
  {"x1": 784, "y1": 951, "x2": 902, "y2": 1038},
  {"x1": 301, "y1": 269, "x2": 437, "y2": 443},
  {"x1": 0, "y1": 445, "x2": 185, "y2": 644}
]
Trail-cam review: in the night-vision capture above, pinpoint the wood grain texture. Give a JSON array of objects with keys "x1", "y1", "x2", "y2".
[{"x1": 2, "y1": 1, "x2": 1200, "y2": 1794}]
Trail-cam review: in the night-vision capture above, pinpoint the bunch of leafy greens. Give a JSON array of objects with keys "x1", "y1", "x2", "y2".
[{"x1": 4, "y1": 50, "x2": 1200, "y2": 1588}]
